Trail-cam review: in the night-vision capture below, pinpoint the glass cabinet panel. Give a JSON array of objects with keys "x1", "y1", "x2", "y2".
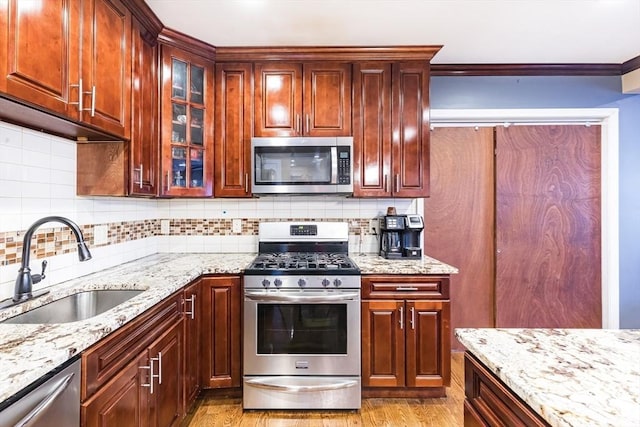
[
  {"x1": 190, "y1": 107, "x2": 203, "y2": 146},
  {"x1": 172, "y1": 59, "x2": 187, "y2": 100},
  {"x1": 172, "y1": 147, "x2": 187, "y2": 187},
  {"x1": 190, "y1": 65, "x2": 204, "y2": 104},
  {"x1": 190, "y1": 149, "x2": 204, "y2": 188},
  {"x1": 172, "y1": 103, "x2": 187, "y2": 143}
]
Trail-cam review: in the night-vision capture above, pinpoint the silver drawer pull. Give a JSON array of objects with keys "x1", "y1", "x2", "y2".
[
  {"x1": 246, "y1": 378, "x2": 358, "y2": 393},
  {"x1": 395, "y1": 287, "x2": 418, "y2": 291},
  {"x1": 245, "y1": 292, "x2": 359, "y2": 303}
]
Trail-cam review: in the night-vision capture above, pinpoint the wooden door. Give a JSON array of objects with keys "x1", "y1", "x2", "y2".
[
  {"x1": 361, "y1": 300, "x2": 405, "y2": 387},
  {"x1": 183, "y1": 280, "x2": 201, "y2": 411},
  {"x1": 391, "y1": 62, "x2": 430, "y2": 197},
  {"x1": 200, "y1": 276, "x2": 241, "y2": 388},
  {"x1": 495, "y1": 125, "x2": 602, "y2": 328},
  {"x1": 82, "y1": 352, "x2": 147, "y2": 427},
  {"x1": 353, "y1": 62, "x2": 392, "y2": 197},
  {"x1": 303, "y1": 62, "x2": 352, "y2": 136},
  {"x1": 214, "y1": 62, "x2": 253, "y2": 197},
  {"x1": 424, "y1": 127, "x2": 495, "y2": 350},
  {"x1": 254, "y1": 62, "x2": 302, "y2": 137},
  {"x1": 148, "y1": 319, "x2": 184, "y2": 427},
  {"x1": 0, "y1": 0, "x2": 79, "y2": 115},
  {"x1": 80, "y1": 0, "x2": 131, "y2": 138},
  {"x1": 130, "y1": 19, "x2": 158, "y2": 196},
  {"x1": 405, "y1": 300, "x2": 450, "y2": 388}
]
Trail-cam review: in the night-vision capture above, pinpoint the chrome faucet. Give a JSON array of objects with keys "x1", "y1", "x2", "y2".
[{"x1": 13, "y1": 216, "x2": 92, "y2": 303}]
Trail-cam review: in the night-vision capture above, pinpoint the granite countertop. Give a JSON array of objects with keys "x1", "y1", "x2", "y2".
[
  {"x1": 0, "y1": 252, "x2": 456, "y2": 405},
  {"x1": 456, "y1": 328, "x2": 640, "y2": 427}
]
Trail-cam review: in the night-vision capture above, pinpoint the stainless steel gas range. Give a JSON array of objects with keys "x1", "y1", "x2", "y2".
[{"x1": 243, "y1": 222, "x2": 361, "y2": 410}]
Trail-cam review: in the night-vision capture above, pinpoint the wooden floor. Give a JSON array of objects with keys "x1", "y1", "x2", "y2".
[{"x1": 186, "y1": 352, "x2": 464, "y2": 426}]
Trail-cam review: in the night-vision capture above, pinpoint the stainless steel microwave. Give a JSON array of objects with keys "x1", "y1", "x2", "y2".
[{"x1": 251, "y1": 137, "x2": 353, "y2": 195}]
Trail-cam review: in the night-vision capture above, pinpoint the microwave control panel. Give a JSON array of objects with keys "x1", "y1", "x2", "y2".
[{"x1": 337, "y1": 147, "x2": 351, "y2": 184}]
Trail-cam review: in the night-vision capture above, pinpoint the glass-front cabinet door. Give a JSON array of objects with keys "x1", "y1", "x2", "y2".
[{"x1": 160, "y1": 43, "x2": 213, "y2": 196}]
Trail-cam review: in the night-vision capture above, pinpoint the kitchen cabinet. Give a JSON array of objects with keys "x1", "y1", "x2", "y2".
[
  {"x1": 200, "y1": 276, "x2": 241, "y2": 389},
  {"x1": 0, "y1": 0, "x2": 132, "y2": 139},
  {"x1": 158, "y1": 40, "x2": 214, "y2": 197},
  {"x1": 183, "y1": 280, "x2": 201, "y2": 411},
  {"x1": 464, "y1": 352, "x2": 550, "y2": 427},
  {"x1": 76, "y1": 17, "x2": 158, "y2": 197},
  {"x1": 353, "y1": 62, "x2": 431, "y2": 197},
  {"x1": 81, "y1": 291, "x2": 185, "y2": 426},
  {"x1": 254, "y1": 62, "x2": 351, "y2": 137},
  {"x1": 214, "y1": 62, "x2": 253, "y2": 197},
  {"x1": 361, "y1": 275, "x2": 450, "y2": 397}
]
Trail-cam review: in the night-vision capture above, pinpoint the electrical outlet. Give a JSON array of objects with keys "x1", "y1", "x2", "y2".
[
  {"x1": 94, "y1": 225, "x2": 108, "y2": 245},
  {"x1": 160, "y1": 219, "x2": 170, "y2": 235},
  {"x1": 232, "y1": 218, "x2": 242, "y2": 233}
]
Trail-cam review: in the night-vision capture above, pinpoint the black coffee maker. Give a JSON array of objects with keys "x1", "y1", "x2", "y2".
[{"x1": 379, "y1": 214, "x2": 424, "y2": 259}]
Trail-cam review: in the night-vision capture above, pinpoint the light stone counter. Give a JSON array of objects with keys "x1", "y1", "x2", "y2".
[
  {"x1": 0, "y1": 253, "x2": 255, "y2": 405},
  {"x1": 456, "y1": 328, "x2": 640, "y2": 427},
  {"x1": 350, "y1": 254, "x2": 458, "y2": 275}
]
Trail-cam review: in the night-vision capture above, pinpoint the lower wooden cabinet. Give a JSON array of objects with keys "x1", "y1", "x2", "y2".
[
  {"x1": 81, "y1": 291, "x2": 185, "y2": 426},
  {"x1": 200, "y1": 276, "x2": 242, "y2": 388},
  {"x1": 361, "y1": 275, "x2": 451, "y2": 397},
  {"x1": 464, "y1": 352, "x2": 550, "y2": 427}
]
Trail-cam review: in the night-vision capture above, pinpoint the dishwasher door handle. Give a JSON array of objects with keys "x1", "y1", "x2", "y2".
[{"x1": 14, "y1": 371, "x2": 75, "y2": 427}]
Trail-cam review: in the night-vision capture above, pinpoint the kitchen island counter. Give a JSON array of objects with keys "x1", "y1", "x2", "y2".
[
  {"x1": 351, "y1": 254, "x2": 458, "y2": 275},
  {"x1": 456, "y1": 328, "x2": 640, "y2": 427}
]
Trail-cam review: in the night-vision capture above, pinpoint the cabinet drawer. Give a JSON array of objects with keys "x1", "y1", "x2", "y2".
[
  {"x1": 362, "y1": 275, "x2": 449, "y2": 299},
  {"x1": 464, "y1": 352, "x2": 550, "y2": 427},
  {"x1": 82, "y1": 291, "x2": 183, "y2": 400}
]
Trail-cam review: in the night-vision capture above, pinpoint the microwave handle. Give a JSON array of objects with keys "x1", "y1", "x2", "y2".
[{"x1": 331, "y1": 146, "x2": 338, "y2": 184}]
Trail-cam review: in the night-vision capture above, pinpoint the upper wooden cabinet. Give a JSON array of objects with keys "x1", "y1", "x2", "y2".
[
  {"x1": 254, "y1": 62, "x2": 351, "y2": 137},
  {"x1": 214, "y1": 62, "x2": 253, "y2": 197},
  {"x1": 353, "y1": 62, "x2": 431, "y2": 198},
  {"x1": 158, "y1": 38, "x2": 214, "y2": 197},
  {"x1": 0, "y1": 0, "x2": 132, "y2": 139}
]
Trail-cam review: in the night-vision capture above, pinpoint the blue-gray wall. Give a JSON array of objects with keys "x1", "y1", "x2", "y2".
[{"x1": 430, "y1": 75, "x2": 640, "y2": 328}]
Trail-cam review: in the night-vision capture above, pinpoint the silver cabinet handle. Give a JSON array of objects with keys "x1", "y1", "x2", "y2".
[
  {"x1": 395, "y1": 174, "x2": 400, "y2": 193},
  {"x1": 140, "y1": 354, "x2": 160, "y2": 394},
  {"x1": 166, "y1": 171, "x2": 171, "y2": 191},
  {"x1": 157, "y1": 351, "x2": 162, "y2": 385},
  {"x1": 134, "y1": 164, "x2": 143, "y2": 188},
  {"x1": 410, "y1": 306, "x2": 415, "y2": 330},
  {"x1": 245, "y1": 173, "x2": 249, "y2": 193},
  {"x1": 395, "y1": 287, "x2": 418, "y2": 291},
  {"x1": 89, "y1": 85, "x2": 96, "y2": 117},
  {"x1": 15, "y1": 372, "x2": 75, "y2": 427},
  {"x1": 245, "y1": 378, "x2": 358, "y2": 392},
  {"x1": 295, "y1": 114, "x2": 301, "y2": 134},
  {"x1": 69, "y1": 79, "x2": 83, "y2": 113},
  {"x1": 184, "y1": 294, "x2": 196, "y2": 320},
  {"x1": 399, "y1": 305, "x2": 404, "y2": 330},
  {"x1": 245, "y1": 291, "x2": 359, "y2": 303},
  {"x1": 306, "y1": 114, "x2": 310, "y2": 134}
]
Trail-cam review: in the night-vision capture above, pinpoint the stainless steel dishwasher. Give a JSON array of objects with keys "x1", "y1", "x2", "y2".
[{"x1": 0, "y1": 357, "x2": 80, "y2": 427}]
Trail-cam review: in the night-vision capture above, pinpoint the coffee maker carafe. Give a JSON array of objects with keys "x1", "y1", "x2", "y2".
[{"x1": 379, "y1": 214, "x2": 424, "y2": 259}]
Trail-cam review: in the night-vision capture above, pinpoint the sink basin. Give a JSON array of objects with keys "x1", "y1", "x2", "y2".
[{"x1": 1, "y1": 289, "x2": 144, "y2": 324}]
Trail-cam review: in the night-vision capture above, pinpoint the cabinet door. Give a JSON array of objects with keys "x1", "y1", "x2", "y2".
[
  {"x1": 183, "y1": 280, "x2": 201, "y2": 411},
  {"x1": 254, "y1": 62, "x2": 302, "y2": 137},
  {"x1": 160, "y1": 44, "x2": 214, "y2": 197},
  {"x1": 148, "y1": 319, "x2": 184, "y2": 427},
  {"x1": 391, "y1": 62, "x2": 430, "y2": 197},
  {"x1": 303, "y1": 62, "x2": 352, "y2": 136},
  {"x1": 361, "y1": 300, "x2": 405, "y2": 387},
  {"x1": 129, "y1": 19, "x2": 158, "y2": 196},
  {"x1": 80, "y1": 0, "x2": 132, "y2": 138},
  {"x1": 214, "y1": 63, "x2": 252, "y2": 197},
  {"x1": 200, "y1": 276, "x2": 241, "y2": 388},
  {"x1": 0, "y1": 0, "x2": 79, "y2": 116},
  {"x1": 405, "y1": 300, "x2": 451, "y2": 388},
  {"x1": 82, "y1": 352, "x2": 147, "y2": 427},
  {"x1": 353, "y1": 62, "x2": 392, "y2": 197}
]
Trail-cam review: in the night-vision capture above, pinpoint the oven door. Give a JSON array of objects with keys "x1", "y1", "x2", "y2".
[{"x1": 243, "y1": 289, "x2": 360, "y2": 376}]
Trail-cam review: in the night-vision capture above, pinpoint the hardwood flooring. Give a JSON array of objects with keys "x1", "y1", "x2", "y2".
[{"x1": 186, "y1": 352, "x2": 464, "y2": 426}]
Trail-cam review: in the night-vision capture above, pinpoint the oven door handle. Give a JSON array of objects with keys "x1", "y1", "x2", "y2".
[
  {"x1": 245, "y1": 377, "x2": 358, "y2": 392},
  {"x1": 244, "y1": 291, "x2": 360, "y2": 302}
]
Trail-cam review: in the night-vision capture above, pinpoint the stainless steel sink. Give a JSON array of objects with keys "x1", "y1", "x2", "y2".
[{"x1": 1, "y1": 289, "x2": 144, "y2": 324}]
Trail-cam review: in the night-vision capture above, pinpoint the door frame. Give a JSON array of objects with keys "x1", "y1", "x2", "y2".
[{"x1": 429, "y1": 108, "x2": 619, "y2": 329}]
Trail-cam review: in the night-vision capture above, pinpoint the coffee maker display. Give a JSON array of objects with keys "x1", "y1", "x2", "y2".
[{"x1": 379, "y1": 214, "x2": 424, "y2": 259}]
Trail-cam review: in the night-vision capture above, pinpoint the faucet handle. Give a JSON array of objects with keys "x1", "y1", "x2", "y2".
[{"x1": 32, "y1": 260, "x2": 47, "y2": 284}]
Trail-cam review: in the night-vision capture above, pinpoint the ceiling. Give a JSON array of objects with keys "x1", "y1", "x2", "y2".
[{"x1": 145, "y1": 0, "x2": 640, "y2": 65}]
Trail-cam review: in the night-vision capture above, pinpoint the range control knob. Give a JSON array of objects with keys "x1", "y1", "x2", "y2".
[
  {"x1": 274, "y1": 278, "x2": 283, "y2": 288},
  {"x1": 321, "y1": 278, "x2": 331, "y2": 287},
  {"x1": 297, "y1": 278, "x2": 307, "y2": 288},
  {"x1": 333, "y1": 278, "x2": 342, "y2": 287},
  {"x1": 261, "y1": 279, "x2": 271, "y2": 288}
]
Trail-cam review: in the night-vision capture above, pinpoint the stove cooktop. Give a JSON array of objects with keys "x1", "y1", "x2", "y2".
[{"x1": 244, "y1": 252, "x2": 360, "y2": 275}]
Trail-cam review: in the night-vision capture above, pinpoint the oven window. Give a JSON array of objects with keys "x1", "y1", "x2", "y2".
[
  {"x1": 257, "y1": 303, "x2": 347, "y2": 354},
  {"x1": 254, "y1": 146, "x2": 332, "y2": 184}
]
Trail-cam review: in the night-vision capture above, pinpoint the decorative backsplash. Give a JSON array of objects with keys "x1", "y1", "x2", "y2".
[{"x1": 0, "y1": 218, "x2": 380, "y2": 267}]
